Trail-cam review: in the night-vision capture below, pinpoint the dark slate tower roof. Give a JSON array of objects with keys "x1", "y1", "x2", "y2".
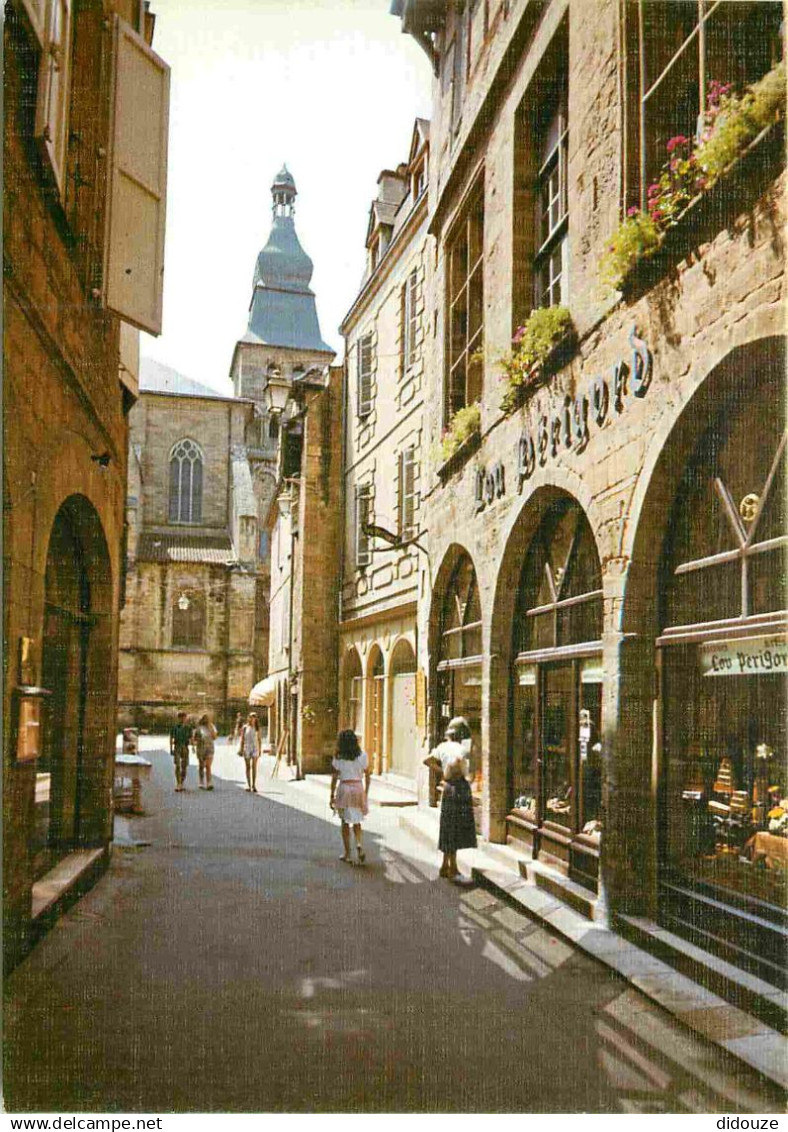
[{"x1": 244, "y1": 166, "x2": 334, "y2": 354}]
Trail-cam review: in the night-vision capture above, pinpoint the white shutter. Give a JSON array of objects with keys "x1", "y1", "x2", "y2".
[
  {"x1": 18, "y1": 0, "x2": 47, "y2": 48},
  {"x1": 104, "y1": 16, "x2": 170, "y2": 335},
  {"x1": 357, "y1": 335, "x2": 373, "y2": 417},
  {"x1": 34, "y1": 0, "x2": 72, "y2": 197}
]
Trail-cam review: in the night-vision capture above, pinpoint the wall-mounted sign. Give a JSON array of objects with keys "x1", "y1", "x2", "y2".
[
  {"x1": 517, "y1": 325, "x2": 652, "y2": 489},
  {"x1": 700, "y1": 636, "x2": 788, "y2": 677}
]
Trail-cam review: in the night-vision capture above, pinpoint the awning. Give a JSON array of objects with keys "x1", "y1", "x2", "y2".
[{"x1": 249, "y1": 675, "x2": 276, "y2": 706}]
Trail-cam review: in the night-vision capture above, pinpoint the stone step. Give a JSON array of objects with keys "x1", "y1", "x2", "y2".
[
  {"x1": 618, "y1": 914, "x2": 788, "y2": 1034},
  {"x1": 533, "y1": 867, "x2": 599, "y2": 921},
  {"x1": 31, "y1": 848, "x2": 106, "y2": 920}
]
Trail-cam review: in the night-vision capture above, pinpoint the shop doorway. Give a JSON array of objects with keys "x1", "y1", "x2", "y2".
[
  {"x1": 35, "y1": 497, "x2": 112, "y2": 880},
  {"x1": 366, "y1": 646, "x2": 385, "y2": 773},
  {"x1": 389, "y1": 639, "x2": 419, "y2": 779},
  {"x1": 508, "y1": 497, "x2": 603, "y2": 890}
]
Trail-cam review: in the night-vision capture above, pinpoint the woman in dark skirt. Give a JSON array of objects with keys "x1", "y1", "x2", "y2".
[{"x1": 431, "y1": 716, "x2": 477, "y2": 878}]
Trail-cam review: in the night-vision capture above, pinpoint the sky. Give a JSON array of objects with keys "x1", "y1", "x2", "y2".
[{"x1": 140, "y1": 0, "x2": 434, "y2": 394}]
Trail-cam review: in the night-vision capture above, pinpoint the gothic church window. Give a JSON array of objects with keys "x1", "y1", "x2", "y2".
[{"x1": 169, "y1": 438, "x2": 203, "y2": 524}]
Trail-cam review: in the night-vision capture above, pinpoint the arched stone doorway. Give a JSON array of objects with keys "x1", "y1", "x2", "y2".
[
  {"x1": 388, "y1": 638, "x2": 419, "y2": 779},
  {"x1": 36, "y1": 496, "x2": 113, "y2": 878},
  {"x1": 623, "y1": 335, "x2": 787, "y2": 984},
  {"x1": 365, "y1": 645, "x2": 385, "y2": 774},
  {"x1": 340, "y1": 648, "x2": 363, "y2": 739},
  {"x1": 430, "y1": 549, "x2": 483, "y2": 787},
  {"x1": 497, "y1": 490, "x2": 603, "y2": 889}
]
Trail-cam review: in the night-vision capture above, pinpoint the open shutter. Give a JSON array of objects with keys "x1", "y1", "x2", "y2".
[
  {"x1": 34, "y1": 0, "x2": 72, "y2": 197},
  {"x1": 104, "y1": 16, "x2": 169, "y2": 335},
  {"x1": 18, "y1": 0, "x2": 47, "y2": 48},
  {"x1": 357, "y1": 335, "x2": 373, "y2": 417},
  {"x1": 356, "y1": 485, "x2": 371, "y2": 568}
]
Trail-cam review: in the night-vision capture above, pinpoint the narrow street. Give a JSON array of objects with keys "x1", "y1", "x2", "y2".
[{"x1": 4, "y1": 739, "x2": 783, "y2": 1114}]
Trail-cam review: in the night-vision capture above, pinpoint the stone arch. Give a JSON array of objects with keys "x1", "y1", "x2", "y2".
[
  {"x1": 38, "y1": 494, "x2": 114, "y2": 872},
  {"x1": 340, "y1": 646, "x2": 363, "y2": 735},
  {"x1": 622, "y1": 335, "x2": 786, "y2": 638},
  {"x1": 365, "y1": 643, "x2": 386, "y2": 772},
  {"x1": 388, "y1": 637, "x2": 419, "y2": 779},
  {"x1": 488, "y1": 485, "x2": 604, "y2": 860}
]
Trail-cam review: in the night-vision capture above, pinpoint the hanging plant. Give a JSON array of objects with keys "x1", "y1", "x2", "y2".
[
  {"x1": 440, "y1": 402, "x2": 481, "y2": 461},
  {"x1": 499, "y1": 305, "x2": 573, "y2": 414}
]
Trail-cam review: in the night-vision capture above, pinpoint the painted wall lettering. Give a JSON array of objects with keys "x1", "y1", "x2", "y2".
[
  {"x1": 517, "y1": 326, "x2": 652, "y2": 489},
  {"x1": 474, "y1": 461, "x2": 506, "y2": 512}
]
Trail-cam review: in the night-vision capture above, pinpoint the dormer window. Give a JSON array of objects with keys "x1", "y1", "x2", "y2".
[{"x1": 412, "y1": 158, "x2": 428, "y2": 200}]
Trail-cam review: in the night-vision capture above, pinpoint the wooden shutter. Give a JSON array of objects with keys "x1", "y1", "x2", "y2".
[
  {"x1": 406, "y1": 270, "x2": 418, "y2": 368},
  {"x1": 34, "y1": 0, "x2": 72, "y2": 197},
  {"x1": 399, "y1": 448, "x2": 416, "y2": 540},
  {"x1": 18, "y1": 0, "x2": 47, "y2": 48},
  {"x1": 357, "y1": 335, "x2": 373, "y2": 417},
  {"x1": 104, "y1": 16, "x2": 169, "y2": 335},
  {"x1": 118, "y1": 321, "x2": 140, "y2": 400},
  {"x1": 356, "y1": 485, "x2": 371, "y2": 567}
]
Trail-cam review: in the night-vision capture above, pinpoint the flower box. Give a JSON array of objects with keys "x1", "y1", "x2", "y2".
[{"x1": 436, "y1": 427, "x2": 482, "y2": 483}]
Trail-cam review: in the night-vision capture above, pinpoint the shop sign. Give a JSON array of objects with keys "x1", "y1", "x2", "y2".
[
  {"x1": 517, "y1": 325, "x2": 652, "y2": 489},
  {"x1": 700, "y1": 636, "x2": 788, "y2": 677}
]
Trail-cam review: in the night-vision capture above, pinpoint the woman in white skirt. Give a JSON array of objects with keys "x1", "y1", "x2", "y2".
[{"x1": 329, "y1": 730, "x2": 371, "y2": 864}]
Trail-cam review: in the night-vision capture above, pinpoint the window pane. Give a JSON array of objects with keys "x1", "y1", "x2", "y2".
[
  {"x1": 511, "y1": 680, "x2": 538, "y2": 816},
  {"x1": 191, "y1": 457, "x2": 202, "y2": 522},
  {"x1": 543, "y1": 665, "x2": 572, "y2": 829},
  {"x1": 641, "y1": 0, "x2": 700, "y2": 96}
]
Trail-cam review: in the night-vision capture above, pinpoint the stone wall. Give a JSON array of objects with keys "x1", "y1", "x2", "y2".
[{"x1": 3, "y1": 5, "x2": 134, "y2": 968}]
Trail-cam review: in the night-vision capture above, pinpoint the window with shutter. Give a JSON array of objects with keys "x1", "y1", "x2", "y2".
[
  {"x1": 401, "y1": 271, "x2": 419, "y2": 374},
  {"x1": 356, "y1": 484, "x2": 372, "y2": 568},
  {"x1": 34, "y1": 0, "x2": 72, "y2": 198},
  {"x1": 357, "y1": 334, "x2": 374, "y2": 418},
  {"x1": 103, "y1": 16, "x2": 170, "y2": 336},
  {"x1": 398, "y1": 448, "x2": 417, "y2": 541}
]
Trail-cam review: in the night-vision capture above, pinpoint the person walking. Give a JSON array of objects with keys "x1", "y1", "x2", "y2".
[
  {"x1": 329, "y1": 730, "x2": 371, "y2": 865},
  {"x1": 170, "y1": 710, "x2": 193, "y2": 792},
  {"x1": 238, "y1": 712, "x2": 262, "y2": 792},
  {"x1": 193, "y1": 714, "x2": 218, "y2": 791},
  {"x1": 429, "y1": 716, "x2": 477, "y2": 879}
]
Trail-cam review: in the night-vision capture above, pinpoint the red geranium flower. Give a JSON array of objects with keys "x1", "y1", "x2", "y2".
[{"x1": 666, "y1": 135, "x2": 689, "y2": 154}]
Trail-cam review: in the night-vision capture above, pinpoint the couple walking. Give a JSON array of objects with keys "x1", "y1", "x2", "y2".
[{"x1": 170, "y1": 711, "x2": 218, "y2": 792}]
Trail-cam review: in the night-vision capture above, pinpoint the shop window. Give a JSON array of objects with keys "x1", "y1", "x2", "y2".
[
  {"x1": 168, "y1": 439, "x2": 203, "y2": 524},
  {"x1": 172, "y1": 593, "x2": 205, "y2": 649},
  {"x1": 356, "y1": 483, "x2": 372, "y2": 568},
  {"x1": 446, "y1": 180, "x2": 484, "y2": 421},
  {"x1": 357, "y1": 333, "x2": 374, "y2": 418},
  {"x1": 534, "y1": 86, "x2": 568, "y2": 308},
  {"x1": 636, "y1": 1, "x2": 783, "y2": 208},
  {"x1": 397, "y1": 446, "x2": 417, "y2": 542},
  {"x1": 401, "y1": 270, "x2": 419, "y2": 373},
  {"x1": 658, "y1": 374, "x2": 787, "y2": 980}
]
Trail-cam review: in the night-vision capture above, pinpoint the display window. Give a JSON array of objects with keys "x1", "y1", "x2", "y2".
[
  {"x1": 509, "y1": 498, "x2": 603, "y2": 889},
  {"x1": 658, "y1": 377, "x2": 787, "y2": 984}
]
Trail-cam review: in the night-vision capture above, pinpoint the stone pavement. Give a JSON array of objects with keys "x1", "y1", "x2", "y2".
[{"x1": 4, "y1": 737, "x2": 785, "y2": 1114}]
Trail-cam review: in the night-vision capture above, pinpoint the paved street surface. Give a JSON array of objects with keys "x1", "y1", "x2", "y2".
[{"x1": 4, "y1": 738, "x2": 784, "y2": 1114}]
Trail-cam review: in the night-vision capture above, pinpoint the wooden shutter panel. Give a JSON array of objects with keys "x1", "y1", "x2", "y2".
[
  {"x1": 18, "y1": 0, "x2": 47, "y2": 48},
  {"x1": 34, "y1": 0, "x2": 72, "y2": 197},
  {"x1": 356, "y1": 485, "x2": 371, "y2": 567},
  {"x1": 104, "y1": 16, "x2": 170, "y2": 335},
  {"x1": 357, "y1": 335, "x2": 373, "y2": 417}
]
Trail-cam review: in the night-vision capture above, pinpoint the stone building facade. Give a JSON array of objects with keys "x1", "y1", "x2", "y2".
[
  {"x1": 117, "y1": 360, "x2": 261, "y2": 731},
  {"x1": 392, "y1": 0, "x2": 786, "y2": 985},
  {"x1": 4, "y1": 0, "x2": 169, "y2": 968},
  {"x1": 338, "y1": 120, "x2": 431, "y2": 784}
]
